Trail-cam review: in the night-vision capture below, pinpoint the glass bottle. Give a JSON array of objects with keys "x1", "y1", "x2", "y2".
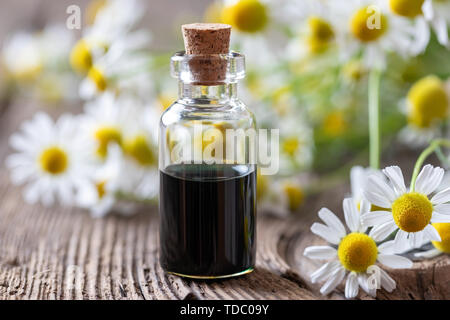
[{"x1": 158, "y1": 50, "x2": 257, "y2": 279}]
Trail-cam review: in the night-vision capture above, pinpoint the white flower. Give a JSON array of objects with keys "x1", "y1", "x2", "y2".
[
  {"x1": 422, "y1": 0, "x2": 450, "y2": 47},
  {"x1": 398, "y1": 76, "x2": 449, "y2": 149},
  {"x1": 362, "y1": 165, "x2": 450, "y2": 253},
  {"x1": 333, "y1": 0, "x2": 426, "y2": 69},
  {"x1": 2, "y1": 32, "x2": 42, "y2": 80},
  {"x1": 305, "y1": 197, "x2": 413, "y2": 298},
  {"x1": 414, "y1": 222, "x2": 450, "y2": 259},
  {"x1": 78, "y1": 30, "x2": 152, "y2": 100},
  {"x1": 6, "y1": 112, "x2": 94, "y2": 206},
  {"x1": 350, "y1": 166, "x2": 381, "y2": 204}
]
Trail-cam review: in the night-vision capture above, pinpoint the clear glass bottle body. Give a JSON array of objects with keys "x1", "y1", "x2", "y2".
[{"x1": 159, "y1": 52, "x2": 257, "y2": 278}]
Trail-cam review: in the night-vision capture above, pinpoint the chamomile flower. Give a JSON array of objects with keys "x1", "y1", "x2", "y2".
[
  {"x1": 362, "y1": 165, "x2": 450, "y2": 253},
  {"x1": 220, "y1": 0, "x2": 280, "y2": 68},
  {"x1": 304, "y1": 198, "x2": 413, "y2": 298},
  {"x1": 415, "y1": 223, "x2": 450, "y2": 258},
  {"x1": 80, "y1": 93, "x2": 140, "y2": 160},
  {"x1": 399, "y1": 75, "x2": 449, "y2": 148},
  {"x1": 334, "y1": 0, "x2": 426, "y2": 69},
  {"x1": 70, "y1": 0, "x2": 148, "y2": 77},
  {"x1": 285, "y1": 0, "x2": 341, "y2": 59},
  {"x1": 6, "y1": 113, "x2": 93, "y2": 206},
  {"x1": 2, "y1": 32, "x2": 42, "y2": 81},
  {"x1": 279, "y1": 116, "x2": 314, "y2": 175},
  {"x1": 422, "y1": 0, "x2": 450, "y2": 47},
  {"x1": 78, "y1": 31, "x2": 152, "y2": 99},
  {"x1": 350, "y1": 166, "x2": 380, "y2": 204}
]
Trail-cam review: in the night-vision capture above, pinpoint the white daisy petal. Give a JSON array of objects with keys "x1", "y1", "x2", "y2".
[
  {"x1": 379, "y1": 268, "x2": 396, "y2": 293},
  {"x1": 361, "y1": 211, "x2": 393, "y2": 227},
  {"x1": 343, "y1": 198, "x2": 359, "y2": 232},
  {"x1": 363, "y1": 189, "x2": 392, "y2": 209},
  {"x1": 382, "y1": 166, "x2": 406, "y2": 196},
  {"x1": 359, "y1": 199, "x2": 371, "y2": 215},
  {"x1": 367, "y1": 175, "x2": 396, "y2": 202},
  {"x1": 411, "y1": 231, "x2": 424, "y2": 249},
  {"x1": 369, "y1": 220, "x2": 398, "y2": 242},
  {"x1": 414, "y1": 164, "x2": 432, "y2": 194},
  {"x1": 414, "y1": 248, "x2": 442, "y2": 259},
  {"x1": 431, "y1": 212, "x2": 450, "y2": 224},
  {"x1": 320, "y1": 267, "x2": 346, "y2": 296},
  {"x1": 415, "y1": 165, "x2": 444, "y2": 195},
  {"x1": 394, "y1": 230, "x2": 411, "y2": 253},
  {"x1": 377, "y1": 254, "x2": 413, "y2": 269},
  {"x1": 311, "y1": 223, "x2": 341, "y2": 245},
  {"x1": 310, "y1": 261, "x2": 341, "y2": 284},
  {"x1": 318, "y1": 208, "x2": 347, "y2": 238},
  {"x1": 431, "y1": 188, "x2": 450, "y2": 205},
  {"x1": 345, "y1": 272, "x2": 359, "y2": 299},
  {"x1": 378, "y1": 240, "x2": 396, "y2": 255},
  {"x1": 423, "y1": 224, "x2": 442, "y2": 242},
  {"x1": 304, "y1": 246, "x2": 337, "y2": 260},
  {"x1": 433, "y1": 203, "x2": 450, "y2": 215},
  {"x1": 357, "y1": 274, "x2": 376, "y2": 297}
]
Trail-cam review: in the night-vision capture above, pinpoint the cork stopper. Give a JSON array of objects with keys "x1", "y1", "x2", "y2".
[{"x1": 181, "y1": 23, "x2": 232, "y2": 85}]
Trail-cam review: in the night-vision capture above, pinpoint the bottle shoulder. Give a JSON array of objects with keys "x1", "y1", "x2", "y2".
[{"x1": 160, "y1": 98, "x2": 255, "y2": 128}]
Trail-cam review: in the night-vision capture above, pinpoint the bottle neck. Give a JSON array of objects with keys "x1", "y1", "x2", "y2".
[{"x1": 178, "y1": 82, "x2": 237, "y2": 106}]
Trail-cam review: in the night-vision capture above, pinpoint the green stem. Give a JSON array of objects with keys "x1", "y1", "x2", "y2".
[
  {"x1": 368, "y1": 68, "x2": 382, "y2": 169},
  {"x1": 410, "y1": 139, "x2": 450, "y2": 191}
]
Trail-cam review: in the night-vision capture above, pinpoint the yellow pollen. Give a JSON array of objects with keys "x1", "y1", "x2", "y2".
[
  {"x1": 407, "y1": 75, "x2": 448, "y2": 128},
  {"x1": 70, "y1": 39, "x2": 93, "y2": 74},
  {"x1": 350, "y1": 6, "x2": 388, "y2": 42},
  {"x1": 94, "y1": 126, "x2": 122, "y2": 158},
  {"x1": 282, "y1": 182, "x2": 304, "y2": 211},
  {"x1": 307, "y1": 16, "x2": 335, "y2": 54},
  {"x1": 431, "y1": 223, "x2": 450, "y2": 253},
  {"x1": 222, "y1": 0, "x2": 268, "y2": 33},
  {"x1": 392, "y1": 192, "x2": 433, "y2": 233},
  {"x1": 39, "y1": 146, "x2": 69, "y2": 175},
  {"x1": 338, "y1": 233, "x2": 378, "y2": 273},
  {"x1": 88, "y1": 66, "x2": 107, "y2": 92},
  {"x1": 124, "y1": 135, "x2": 156, "y2": 166},
  {"x1": 389, "y1": 0, "x2": 425, "y2": 18}
]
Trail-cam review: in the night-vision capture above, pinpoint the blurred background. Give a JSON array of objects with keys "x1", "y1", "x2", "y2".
[{"x1": 0, "y1": 0, "x2": 449, "y2": 217}]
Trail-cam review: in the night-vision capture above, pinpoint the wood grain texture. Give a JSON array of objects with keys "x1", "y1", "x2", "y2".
[{"x1": 0, "y1": 99, "x2": 449, "y2": 300}]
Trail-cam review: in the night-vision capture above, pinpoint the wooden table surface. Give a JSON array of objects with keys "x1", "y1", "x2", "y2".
[{"x1": 0, "y1": 98, "x2": 449, "y2": 300}]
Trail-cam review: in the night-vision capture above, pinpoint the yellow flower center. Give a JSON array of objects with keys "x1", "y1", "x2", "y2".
[
  {"x1": 338, "y1": 233, "x2": 378, "y2": 273},
  {"x1": 282, "y1": 137, "x2": 300, "y2": 156},
  {"x1": 96, "y1": 180, "x2": 107, "y2": 199},
  {"x1": 94, "y1": 126, "x2": 122, "y2": 158},
  {"x1": 350, "y1": 6, "x2": 388, "y2": 42},
  {"x1": 222, "y1": 0, "x2": 268, "y2": 33},
  {"x1": 307, "y1": 16, "x2": 335, "y2": 54},
  {"x1": 124, "y1": 135, "x2": 156, "y2": 166},
  {"x1": 342, "y1": 60, "x2": 366, "y2": 82},
  {"x1": 88, "y1": 66, "x2": 107, "y2": 92},
  {"x1": 392, "y1": 192, "x2": 433, "y2": 233},
  {"x1": 282, "y1": 182, "x2": 304, "y2": 211},
  {"x1": 39, "y1": 146, "x2": 69, "y2": 175},
  {"x1": 431, "y1": 223, "x2": 450, "y2": 253},
  {"x1": 389, "y1": 0, "x2": 424, "y2": 18},
  {"x1": 407, "y1": 75, "x2": 448, "y2": 128},
  {"x1": 70, "y1": 39, "x2": 93, "y2": 74},
  {"x1": 323, "y1": 111, "x2": 348, "y2": 137}
]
